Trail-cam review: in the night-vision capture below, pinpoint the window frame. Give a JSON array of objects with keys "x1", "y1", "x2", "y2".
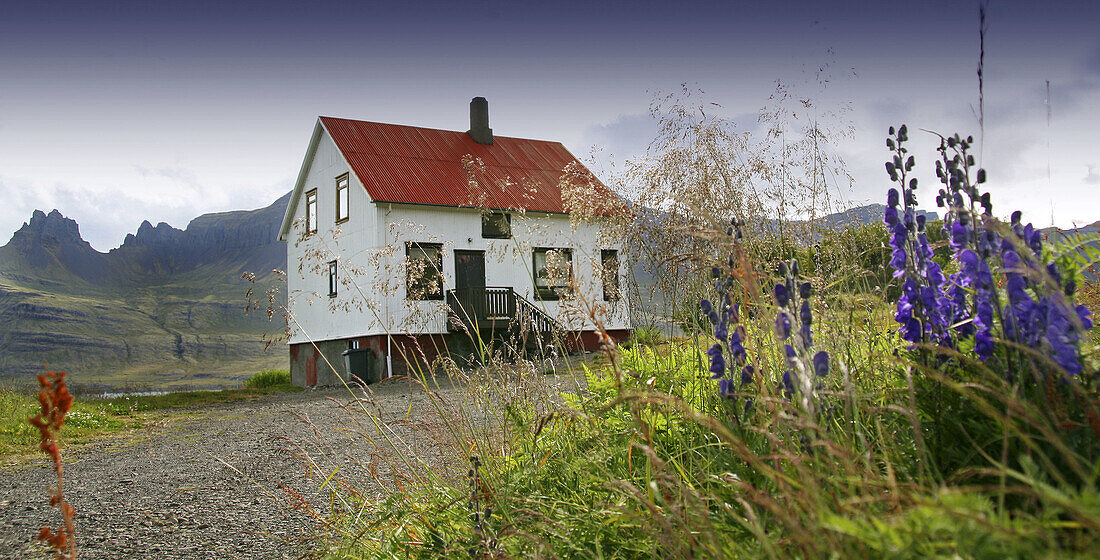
[
  {"x1": 601, "y1": 249, "x2": 620, "y2": 302},
  {"x1": 405, "y1": 241, "x2": 445, "y2": 301},
  {"x1": 481, "y1": 212, "x2": 511, "y2": 239},
  {"x1": 328, "y1": 260, "x2": 338, "y2": 298},
  {"x1": 533, "y1": 247, "x2": 574, "y2": 301},
  {"x1": 335, "y1": 174, "x2": 350, "y2": 224},
  {"x1": 305, "y1": 189, "x2": 318, "y2": 235}
]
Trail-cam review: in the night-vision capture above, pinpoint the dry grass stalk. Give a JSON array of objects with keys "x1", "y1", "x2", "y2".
[{"x1": 28, "y1": 371, "x2": 77, "y2": 559}]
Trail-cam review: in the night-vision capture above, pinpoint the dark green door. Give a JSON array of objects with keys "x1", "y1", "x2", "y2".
[
  {"x1": 454, "y1": 250, "x2": 486, "y2": 290},
  {"x1": 453, "y1": 250, "x2": 487, "y2": 326}
]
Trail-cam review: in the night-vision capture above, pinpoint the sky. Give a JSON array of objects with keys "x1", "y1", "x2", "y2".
[{"x1": 1, "y1": 0, "x2": 1098, "y2": 251}]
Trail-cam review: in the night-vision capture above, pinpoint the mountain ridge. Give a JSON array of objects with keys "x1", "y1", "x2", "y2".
[{"x1": 0, "y1": 193, "x2": 291, "y2": 390}]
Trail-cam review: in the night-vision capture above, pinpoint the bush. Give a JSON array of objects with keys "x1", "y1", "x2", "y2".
[{"x1": 242, "y1": 369, "x2": 292, "y2": 389}]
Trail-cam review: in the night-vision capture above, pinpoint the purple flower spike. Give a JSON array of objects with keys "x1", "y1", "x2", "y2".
[{"x1": 813, "y1": 351, "x2": 830, "y2": 377}]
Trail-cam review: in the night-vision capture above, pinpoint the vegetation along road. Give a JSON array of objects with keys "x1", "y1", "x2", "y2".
[{"x1": 0, "y1": 380, "x2": 457, "y2": 559}]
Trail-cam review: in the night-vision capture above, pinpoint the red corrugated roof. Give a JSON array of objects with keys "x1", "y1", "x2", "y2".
[{"x1": 319, "y1": 116, "x2": 612, "y2": 214}]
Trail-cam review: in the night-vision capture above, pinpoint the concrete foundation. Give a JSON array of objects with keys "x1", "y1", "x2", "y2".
[{"x1": 288, "y1": 329, "x2": 631, "y2": 387}]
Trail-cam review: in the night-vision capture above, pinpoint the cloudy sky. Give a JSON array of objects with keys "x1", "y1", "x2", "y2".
[{"x1": 2, "y1": 0, "x2": 1097, "y2": 251}]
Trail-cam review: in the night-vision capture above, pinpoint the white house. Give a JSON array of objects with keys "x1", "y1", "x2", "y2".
[{"x1": 277, "y1": 98, "x2": 631, "y2": 386}]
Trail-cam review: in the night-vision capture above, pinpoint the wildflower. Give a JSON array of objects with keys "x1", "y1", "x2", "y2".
[
  {"x1": 813, "y1": 351, "x2": 830, "y2": 377},
  {"x1": 775, "y1": 312, "x2": 792, "y2": 340},
  {"x1": 740, "y1": 365, "x2": 754, "y2": 385},
  {"x1": 707, "y1": 344, "x2": 725, "y2": 379},
  {"x1": 774, "y1": 283, "x2": 790, "y2": 307}
]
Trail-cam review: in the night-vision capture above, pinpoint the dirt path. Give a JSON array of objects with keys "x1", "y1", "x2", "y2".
[{"x1": 0, "y1": 379, "x2": 476, "y2": 559}]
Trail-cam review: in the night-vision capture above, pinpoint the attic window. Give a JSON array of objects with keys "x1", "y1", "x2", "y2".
[
  {"x1": 406, "y1": 242, "x2": 444, "y2": 300},
  {"x1": 305, "y1": 189, "x2": 318, "y2": 234},
  {"x1": 481, "y1": 212, "x2": 511, "y2": 239},
  {"x1": 533, "y1": 247, "x2": 573, "y2": 301},
  {"x1": 335, "y1": 174, "x2": 349, "y2": 223}
]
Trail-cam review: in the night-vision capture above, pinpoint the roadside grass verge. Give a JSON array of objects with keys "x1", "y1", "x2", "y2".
[{"x1": 0, "y1": 369, "x2": 300, "y2": 459}]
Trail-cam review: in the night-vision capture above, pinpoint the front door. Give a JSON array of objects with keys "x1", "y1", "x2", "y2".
[
  {"x1": 454, "y1": 250, "x2": 486, "y2": 290},
  {"x1": 454, "y1": 250, "x2": 487, "y2": 324}
]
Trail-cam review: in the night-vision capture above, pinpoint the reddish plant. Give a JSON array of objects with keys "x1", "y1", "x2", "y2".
[{"x1": 28, "y1": 371, "x2": 77, "y2": 559}]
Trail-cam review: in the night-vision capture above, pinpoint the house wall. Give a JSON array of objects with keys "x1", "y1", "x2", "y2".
[{"x1": 284, "y1": 128, "x2": 631, "y2": 383}]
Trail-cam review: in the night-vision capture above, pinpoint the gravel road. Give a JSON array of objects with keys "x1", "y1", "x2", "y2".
[{"x1": 0, "y1": 374, "x2": 528, "y2": 559}]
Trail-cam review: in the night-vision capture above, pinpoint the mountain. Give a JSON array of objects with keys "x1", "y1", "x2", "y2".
[{"x1": 0, "y1": 193, "x2": 290, "y2": 392}]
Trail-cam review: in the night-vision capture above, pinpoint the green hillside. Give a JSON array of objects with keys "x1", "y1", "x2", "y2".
[{"x1": 0, "y1": 194, "x2": 290, "y2": 392}]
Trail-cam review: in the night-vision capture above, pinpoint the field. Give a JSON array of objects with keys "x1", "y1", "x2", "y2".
[{"x1": 0, "y1": 369, "x2": 298, "y2": 460}]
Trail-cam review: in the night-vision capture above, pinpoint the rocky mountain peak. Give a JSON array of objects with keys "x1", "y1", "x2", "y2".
[
  {"x1": 5, "y1": 208, "x2": 91, "y2": 250},
  {"x1": 122, "y1": 220, "x2": 185, "y2": 249}
]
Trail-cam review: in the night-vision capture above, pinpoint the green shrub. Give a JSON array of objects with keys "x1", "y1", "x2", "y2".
[{"x1": 242, "y1": 369, "x2": 292, "y2": 389}]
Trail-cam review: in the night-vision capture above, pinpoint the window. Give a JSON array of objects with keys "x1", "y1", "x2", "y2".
[
  {"x1": 601, "y1": 249, "x2": 620, "y2": 301},
  {"x1": 406, "y1": 242, "x2": 444, "y2": 300},
  {"x1": 328, "y1": 260, "x2": 338, "y2": 298},
  {"x1": 335, "y1": 174, "x2": 349, "y2": 223},
  {"x1": 305, "y1": 189, "x2": 318, "y2": 234},
  {"x1": 533, "y1": 247, "x2": 573, "y2": 300},
  {"x1": 481, "y1": 212, "x2": 511, "y2": 239}
]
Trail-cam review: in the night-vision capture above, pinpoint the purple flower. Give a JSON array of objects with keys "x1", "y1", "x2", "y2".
[
  {"x1": 775, "y1": 312, "x2": 792, "y2": 340},
  {"x1": 951, "y1": 221, "x2": 969, "y2": 251},
  {"x1": 707, "y1": 344, "x2": 725, "y2": 379},
  {"x1": 774, "y1": 283, "x2": 790, "y2": 307},
  {"x1": 730, "y1": 326, "x2": 747, "y2": 365},
  {"x1": 887, "y1": 188, "x2": 899, "y2": 207},
  {"x1": 885, "y1": 206, "x2": 899, "y2": 226},
  {"x1": 718, "y1": 378, "x2": 736, "y2": 399},
  {"x1": 700, "y1": 299, "x2": 713, "y2": 315},
  {"x1": 741, "y1": 365, "x2": 754, "y2": 385},
  {"x1": 780, "y1": 371, "x2": 795, "y2": 400},
  {"x1": 1077, "y1": 305, "x2": 1093, "y2": 331},
  {"x1": 1046, "y1": 305, "x2": 1082, "y2": 375},
  {"x1": 800, "y1": 300, "x2": 813, "y2": 326},
  {"x1": 813, "y1": 351, "x2": 830, "y2": 377}
]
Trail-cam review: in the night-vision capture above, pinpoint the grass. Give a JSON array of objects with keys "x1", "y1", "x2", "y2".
[{"x1": 0, "y1": 369, "x2": 300, "y2": 459}]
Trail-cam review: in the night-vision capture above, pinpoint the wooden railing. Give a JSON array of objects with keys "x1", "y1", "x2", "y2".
[{"x1": 445, "y1": 287, "x2": 561, "y2": 343}]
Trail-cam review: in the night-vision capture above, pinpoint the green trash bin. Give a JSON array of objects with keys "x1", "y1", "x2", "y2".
[{"x1": 342, "y1": 348, "x2": 379, "y2": 385}]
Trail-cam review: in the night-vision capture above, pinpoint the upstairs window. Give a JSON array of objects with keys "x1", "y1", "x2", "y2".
[
  {"x1": 305, "y1": 189, "x2": 318, "y2": 234},
  {"x1": 601, "y1": 249, "x2": 620, "y2": 301},
  {"x1": 335, "y1": 174, "x2": 350, "y2": 223},
  {"x1": 406, "y1": 242, "x2": 444, "y2": 300},
  {"x1": 533, "y1": 247, "x2": 573, "y2": 300},
  {"x1": 328, "y1": 260, "x2": 338, "y2": 298},
  {"x1": 481, "y1": 212, "x2": 511, "y2": 239}
]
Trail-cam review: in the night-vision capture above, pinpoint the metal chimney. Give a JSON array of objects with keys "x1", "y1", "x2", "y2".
[{"x1": 467, "y1": 97, "x2": 493, "y2": 145}]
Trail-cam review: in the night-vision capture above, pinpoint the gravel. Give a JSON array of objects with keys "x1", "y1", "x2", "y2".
[{"x1": 0, "y1": 377, "x2": 495, "y2": 559}]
